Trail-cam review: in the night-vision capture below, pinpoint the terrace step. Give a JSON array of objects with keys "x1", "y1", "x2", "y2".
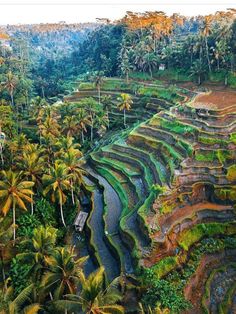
[
  {"x1": 89, "y1": 156, "x2": 150, "y2": 255},
  {"x1": 85, "y1": 165, "x2": 134, "y2": 275},
  {"x1": 128, "y1": 132, "x2": 184, "y2": 163},
  {"x1": 83, "y1": 174, "x2": 120, "y2": 281},
  {"x1": 136, "y1": 125, "x2": 192, "y2": 157},
  {"x1": 112, "y1": 143, "x2": 167, "y2": 187},
  {"x1": 152, "y1": 202, "x2": 235, "y2": 244}
]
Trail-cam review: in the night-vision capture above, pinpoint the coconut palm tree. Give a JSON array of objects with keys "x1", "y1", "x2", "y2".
[
  {"x1": 17, "y1": 226, "x2": 57, "y2": 281},
  {"x1": 117, "y1": 93, "x2": 133, "y2": 128},
  {"x1": 43, "y1": 161, "x2": 71, "y2": 227},
  {"x1": 19, "y1": 151, "x2": 45, "y2": 214},
  {"x1": 94, "y1": 113, "x2": 109, "y2": 138},
  {"x1": 1, "y1": 71, "x2": 18, "y2": 108},
  {"x1": 101, "y1": 95, "x2": 112, "y2": 129},
  {"x1": 0, "y1": 222, "x2": 14, "y2": 292},
  {"x1": 53, "y1": 267, "x2": 124, "y2": 314},
  {"x1": 189, "y1": 60, "x2": 206, "y2": 85},
  {"x1": 139, "y1": 303, "x2": 170, "y2": 314},
  {"x1": 41, "y1": 246, "x2": 87, "y2": 300},
  {"x1": 201, "y1": 15, "x2": 213, "y2": 73},
  {"x1": 78, "y1": 98, "x2": 99, "y2": 142},
  {"x1": 0, "y1": 170, "x2": 34, "y2": 240},
  {"x1": 76, "y1": 108, "x2": 91, "y2": 144},
  {"x1": 39, "y1": 115, "x2": 61, "y2": 139},
  {"x1": 62, "y1": 115, "x2": 79, "y2": 138},
  {"x1": 60, "y1": 148, "x2": 85, "y2": 205},
  {"x1": 94, "y1": 73, "x2": 104, "y2": 105},
  {"x1": 143, "y1": 52, "x2": 158, "y2": 78},
  {"x1": 0, "y1": 283, "x2": 40, "y2": 314},
  {"x1": 54, "y1": 136, "x2": 82, "y2": 158},
  {"x1": 120, "y1": 53, "x2": 133, "y2": 83}
]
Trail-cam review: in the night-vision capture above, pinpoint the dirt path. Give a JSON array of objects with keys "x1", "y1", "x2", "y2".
[{"x1": 192, "y1": 90, "x2": 236, "y2": 110}]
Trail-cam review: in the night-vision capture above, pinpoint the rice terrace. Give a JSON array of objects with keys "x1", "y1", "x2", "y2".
[{"x1": 0, "y1": 3, "x2": 236, "y2": 314}]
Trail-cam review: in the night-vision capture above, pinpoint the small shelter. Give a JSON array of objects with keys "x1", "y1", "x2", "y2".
[{"x1": 74, "y1": 211, "x2": 89, "y2": 232}]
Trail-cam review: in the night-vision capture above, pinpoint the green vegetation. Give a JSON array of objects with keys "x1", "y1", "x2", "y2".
[
  {"x1": 178, "y1": 222, "x2": 236, "y2": 251},
  {"x1": 150, "y1": 256, "x2": 179, "y2": 279}
]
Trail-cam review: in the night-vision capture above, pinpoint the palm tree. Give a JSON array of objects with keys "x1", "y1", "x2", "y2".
[
  {"x1": 0, "y1": 221, "x2": 14, "y2": 291},
  {"x1": 54, "y1": 136, "x2": 82, "y2": 158},
  {"x1": 1, "y1": 71, "x2": 18, "y2": 108},
  {"x1": 76, "y1": 108, "x2": 91, "y2": 144},
  {"x1": 61, "y1": 148, "x2": 85, "y2": 205},
  {"x1": 94, "y1": 113, "x2": 109, "y2": 138},
  {"x1": 62, "y1": 115, "x2": 79, "y2": 138},
  {"x1": 7, "y1": 133, "x2": 29, "y2": 164},
  {"x1": 201, "y1": 15, "x2": 213, "y2": 73},
  {"x1": 0, "y1": 283, "x2": 40, "y2": 314},
  {"x1": 39, "y1": 115, "x2": 61, "y2": 139},
  {"x1": 143, "y1": 52, "x2": 158, "y2": 78},
  {"x1": 101, "y1": 95, "x2": 112, "y2": 129},
  {"x1": 189, "y1": 60, "x2": 206, "y2": 85},
  {"x1": 94, "y1": 73, "x2": 104, "y2": 105},
  {"x1": 120, "y1": 53, "x2": 133, "y2": 83},
  {"x1": 43, "y1": 161, "x2": 71, "y2": 227},
  {"x1": 19, "y1": 151, "x2": 45, "y2": 214},
  {"x1": 53, "y1": 267, "x2": 124, "y2": 314},
  {"x1": 117, "y1": 93, "x2": 133, "y2": 128},
  {"x1": 78, "y1": 98, "x2": 99, "y2": 142},
  {"x1": 0, "y1": 170, "x2": 34, "y2": 240},
  {"x1": 41, "y1": 247, "x2": 87, "y2": 300},
  {"x1": 17, "y1": 226, "x2": 57, "y2": 281},
  {"x1": 139, "y1": 303, "x2": 170, "y2": 314}
]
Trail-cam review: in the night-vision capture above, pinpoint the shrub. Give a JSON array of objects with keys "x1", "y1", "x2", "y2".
[
  {"x1": 230, "y1": 133, "x2": 236, "y2": 144},
  {"x1": 178, "y1": 222, "x2": 236, "y2": 251},
  {"x1": 34, "y1": 198, "x2": 57, "y2": 226},
  {"x1": 226, "y1": 164, "x2": 236, "y2": 182},
  {"x1": 9, "y1": 257, "x2": 32, "y2": 296},
  {"x1": 16, "y1": 213, "x2": 41, "y2": 238},
  {"x1": 141, "y1": 278, "x2": 190, "y2": 312},
  {"x1": 151, "y1": 256, "x2": 178, "y2": 279}
]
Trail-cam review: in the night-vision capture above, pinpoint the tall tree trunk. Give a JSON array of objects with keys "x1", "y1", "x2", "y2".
[
  {"x1": 98, "y1": 87, "x2": 101, "y2": 105},
  {"x1": 149, "y1": 64, "x2": 153, "y2": 78},
  {"x1": 205, "y1": 36, "x2": 211, "y2": 72},
  {"x1": 60, "y1": 202, "x2": 66, "y2": 227},
  {"x1": 0, "y1": 252, "x2": 6, "y2": 292},
  {"x1": 126, "y1": 72, "x2": 129, "y2": 84},
  {"x1": 0, "y1": 145, "x2": 4, "y2": 166},
  {"x1": 217, "y1": 58, "x2": 220, "y2": 71},
  {"x1": 198, "y1": 74, "x2": 201, "y2": 85},
  {"x1": 224, "y1": 74, "x2": 228, "y2": 86},
  {"x1": 81, "y1": 130, "x2": 84, "y2": 144},
  {"x1": 107, "y1": 109, "x2": 110, "y2": 129},
  {"x1": 90, "y1": 121, "x2": 93, "y2": 142},
  {"x1": 124, "y1": 109, "x2": 126, "y2": 128},
  {"x1": 13, "y1": 201, "x2": 16, "y2": 241},
  {"x1": 42, "y1": 86, "x2": 45, "y2": 99},
  {"x1": 71, "y1": 179, "x2": 75, "y2": 205},
  {"x1": 31, "y1": 194, "x2": 34, "y2": 215},
  {"x1": 10, "y1": 92, "x2": 14, "y2": 108}
]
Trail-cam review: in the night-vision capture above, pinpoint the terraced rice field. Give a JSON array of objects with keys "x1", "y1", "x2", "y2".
[{"x1": 67, "y1": 81, "x2": 236, "y2": 312}]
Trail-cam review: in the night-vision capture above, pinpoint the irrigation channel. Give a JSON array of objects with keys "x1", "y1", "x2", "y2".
[{"x1": 75, "y1": 164, "x2": 134, "y2": 282}]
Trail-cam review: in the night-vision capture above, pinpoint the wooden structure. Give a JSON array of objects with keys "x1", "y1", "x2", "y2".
[{"x1": 74, "y1": 211, "x2": 89, "y2": 232}]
